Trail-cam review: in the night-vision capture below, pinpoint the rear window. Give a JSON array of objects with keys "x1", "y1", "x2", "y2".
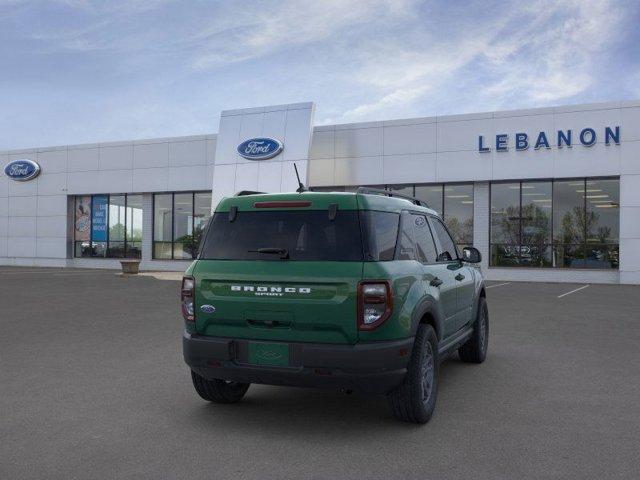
[{"x1": 200, "y1": 210, "x2": 364, "y2": 261}]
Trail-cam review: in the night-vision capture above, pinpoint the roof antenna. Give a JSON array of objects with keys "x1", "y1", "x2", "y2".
[{"x1": 293, "y1": 163, "x2": 307, "y2": 193}]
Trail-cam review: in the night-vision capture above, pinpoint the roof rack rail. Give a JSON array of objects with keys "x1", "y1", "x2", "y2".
[
  {"x1": 356, "y1": 187, "x2": 429, "y2": 208},
  {"x1": 235, "y1": 190, "x2": 266, "y2": 196}
]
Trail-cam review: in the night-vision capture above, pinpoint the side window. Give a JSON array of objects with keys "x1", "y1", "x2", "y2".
[
  {"x1": 362, "y1": 211, "x2": 400, "y2": 261},
  {"x1": 395, "y1": 212, "x2": 416, "y2": 260},
  {"x1": 429, "y1": 217, "x2": 458, "y2": 262},
  {"x1": 412, "y1": 214, "x2": 438, "y2": 263}
]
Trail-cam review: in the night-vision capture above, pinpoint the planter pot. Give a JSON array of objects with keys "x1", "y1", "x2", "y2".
[{"x1": 120, "y1": 259, "x2": 141, "y2": 274}]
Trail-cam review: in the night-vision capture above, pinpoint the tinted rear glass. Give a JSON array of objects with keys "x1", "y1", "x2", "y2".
[
  {"x1": 200, "y1": 210, "x2": 364, "y2": 261},
  {"x1": 361, "y1": 211, "x2": 400, "y2": 261},
  {"x1": 396, "y1": 212, "x2": 417, "y2": 261}
]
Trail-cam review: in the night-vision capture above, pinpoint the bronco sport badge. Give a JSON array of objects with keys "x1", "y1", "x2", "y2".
[{"x1": 230, "y1": 285, "x2": 311, "y2": 297}]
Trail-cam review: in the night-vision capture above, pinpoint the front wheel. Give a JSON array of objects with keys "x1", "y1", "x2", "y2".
[
  {"x1": 387, "y1": 324, "x2": 439, "y2": 424},
  {"x1": 458, "y1": 296, "x2": 489, "y2": 363},
  {"x1": 191, "y1": 370, "x2": 250, "y2": 404}
]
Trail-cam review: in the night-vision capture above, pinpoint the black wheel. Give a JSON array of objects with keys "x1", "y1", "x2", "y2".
[
  {"x1": 388, "y1": 324, "x2": 439, "y2": 424},
  {"x1": 458, "y1": 296, "x2": 489, "y2": 363},
  {"x1": 190, "y1": 370, "x2": 250, "y2": 404}
]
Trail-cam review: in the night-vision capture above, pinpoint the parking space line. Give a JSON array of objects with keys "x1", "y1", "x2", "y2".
[
  {"x1": 557, "y1": 284, "x2": 590, "y2": 298},
  {"x1": 0, "y1": 270, "x2": 114, "y2": 275},
  {"x1": 486, "y1": 282, "x2": 511, "y2": 289},
  {"x1": 51, "y1": 272, "x2": 116, "y2": 276}
]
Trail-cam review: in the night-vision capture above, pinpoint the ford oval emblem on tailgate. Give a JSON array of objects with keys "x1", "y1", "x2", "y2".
[{"x1": 200, "y1": 305, "x2": 216, "y2": 314}]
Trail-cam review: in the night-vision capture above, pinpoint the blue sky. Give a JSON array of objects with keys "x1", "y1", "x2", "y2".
[{"x1": 1, "y1": 0, "x2": 639, "y2": 150}]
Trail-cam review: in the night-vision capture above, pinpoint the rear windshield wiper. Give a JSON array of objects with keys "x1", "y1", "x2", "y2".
[{"x1": 248, "y1": 247, "x2": 290, "y2": 259}]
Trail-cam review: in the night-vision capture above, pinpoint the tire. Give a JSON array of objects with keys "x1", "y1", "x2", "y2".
[
  {"x1": 387, "y1": 324, "x2": 439, "y2": 424},
  {"x1": 458, "y1": 296, "x2": 489, "y2": 364},
  {"x1": 190, "y1": 370, "x2": 250, "y2": 404}
]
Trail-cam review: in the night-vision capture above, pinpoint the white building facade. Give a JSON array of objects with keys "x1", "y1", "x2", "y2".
[{"x1": 1, "y1": 100, "x2": 639, "y2": 284}]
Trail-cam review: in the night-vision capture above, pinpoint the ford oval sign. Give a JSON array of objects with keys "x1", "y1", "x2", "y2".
[
  {"x1": 4, "y1": 159, "x2": 41, "y2": 182},
  {"x1": 237, "y1": 137, "x2": 283, "y2": 160}
]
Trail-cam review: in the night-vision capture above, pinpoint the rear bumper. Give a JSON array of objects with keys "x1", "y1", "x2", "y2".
[{"x1": 183, "y1": 331, "x2": 413, "y2": 394}]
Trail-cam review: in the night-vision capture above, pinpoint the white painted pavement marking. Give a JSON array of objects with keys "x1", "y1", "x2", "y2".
[
  {"x1": 485, "y1": 282, "x2": 511, "y2": 289},
  {"x1": 51, "y1": 272, "x2": 117, "y2": 276},
  {"x1": 557, "y1": 284, "x2": 590, "y2": 298},
  {"x1": 0, "y1": 270, "x2": 114, "y2": 276}
]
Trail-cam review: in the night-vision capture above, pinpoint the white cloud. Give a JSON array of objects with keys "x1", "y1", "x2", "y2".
[
  {"x1": 341, "y1": 85, "x2": 429, "y2": 120},
  {"x1": 190, "y1": 0, "x2": 415, "y2": 70},
  {"x1": 335, "y1": 0, "x2": 625, "y2": 122},
  {"x1": 0, "y1": 0, "x2": 634, "y2": 149},
  {"x1": 478, "y1": 0, "x2": 623, "y2": 106}
]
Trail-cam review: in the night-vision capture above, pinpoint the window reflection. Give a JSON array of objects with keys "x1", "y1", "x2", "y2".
[
  {"x1": 387, "y1": 184, "x2": 414, "y2": 198},
  {"x1": 490, "y1": 178, "x2": 619, "y2": 269},
  {"x1": 521, "y1": 182, "x2": 552, "y2": 267},
  {"x1": 553, "y1": 180, "x2": 587, "y2": 268},
  {"x1": 444, "y1": 184, "x2": 473, "y2": 248},
  {"x1": 153, "y1": 194, "x2": 172, "y2": 259},
  {"x1": 585, "y1": 179, "x2": 619, "y2": 268},
  {"x1": 152, "y1": 192, "x2": 213, "y2": 260},
  {"x1": 173, "y1": 193, "x2": 194, "y2": 260},
  {"x1": 126, "y1": 195, "x2": 143, "y2": 259},
  {"x1": 73, "y1": 193, "x2": 143, "y2": 259},
  {"x1": 415, "y1": 185, "x2": 443, "y2": 216},
  {"x1": 490, "y1": 183, "x2": 520, "y2": 266}
]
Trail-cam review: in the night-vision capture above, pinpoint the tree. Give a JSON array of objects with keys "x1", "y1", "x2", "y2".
[{"x1": 175, "y1": 225, "x2": 206, "y2": 258}]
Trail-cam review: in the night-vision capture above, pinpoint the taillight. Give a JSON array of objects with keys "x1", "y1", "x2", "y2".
[
  {"x1": 181, "y1": 276, "x2": 195, "y2": 322},
  {"x1": 357, "y1": 281, "x2": 393, "y2": 330}
]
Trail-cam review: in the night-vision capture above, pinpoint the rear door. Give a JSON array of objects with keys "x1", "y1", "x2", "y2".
[
  {"x1": 427, "y1": 216, "x2": 472, "y2": 334},
  {"x1": 411, "y1": 213, "x2": 458, "y2": 336},
  {"x1": 193, "y1": 208, "x2": 363, "y2": 344}
]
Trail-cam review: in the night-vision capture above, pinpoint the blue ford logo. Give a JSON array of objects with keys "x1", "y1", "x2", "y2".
[
  {"x1": 200, "y1": 304, "x2": 216, "y2": 314},
  {"x1": 4, "y1": 159, "x2": 41, "y2": 182},
  {"x1": 237, "y1": 137, "x2": 283, "y2": 160}
]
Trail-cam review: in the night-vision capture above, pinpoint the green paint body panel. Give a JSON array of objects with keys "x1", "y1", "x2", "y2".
[
  {"x1": 193, "y1": 260, "x2": 362, "y2": 344},
  {"x1": 358, "y1": 260, "x2": 425, "y2": 341}
]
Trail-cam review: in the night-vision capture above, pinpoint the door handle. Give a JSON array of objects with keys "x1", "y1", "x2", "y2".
[
  {"x1": 455, "y1": 273, "x2": 465, "y2": 281},
  {"x1": 429, "y1": 277, "x2": 443, "y2": 287}
]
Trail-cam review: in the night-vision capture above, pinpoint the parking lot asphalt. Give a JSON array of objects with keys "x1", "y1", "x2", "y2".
[{"x1": 1, "y1": 268, "x2": 640, "y2": 480}]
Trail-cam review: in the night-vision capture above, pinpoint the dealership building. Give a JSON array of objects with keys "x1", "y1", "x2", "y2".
[{"x1": 1, "y1": 100, "x2": 639, "y2": 284}]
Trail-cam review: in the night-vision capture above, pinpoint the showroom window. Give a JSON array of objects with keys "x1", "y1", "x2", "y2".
[
  {"x1": 74, "y1": 194, "x2": 143, "y2": 258},
  {"x1": 490, "y1": 178, "x2": 619, "y2": 269},
  {"x1": 312, "y1": 183, "x2": 474, "y2": 248},
  {"x1": 153, "y1": 191, "x2": 212, "y2": 260}
]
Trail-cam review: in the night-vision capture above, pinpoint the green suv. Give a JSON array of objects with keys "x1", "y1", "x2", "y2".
[{"x1": 182, "y1": 188, "x2": 488, "y2": 423}]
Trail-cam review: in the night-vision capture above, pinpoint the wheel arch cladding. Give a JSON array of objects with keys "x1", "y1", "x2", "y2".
[{"x1": 411, "y1": 299, "x2": 443, "y2": 340}]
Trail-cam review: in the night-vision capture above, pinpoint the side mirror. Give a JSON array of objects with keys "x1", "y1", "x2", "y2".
[{"x1": 462, "y1": 247, "x2": 481, "y2": 263}]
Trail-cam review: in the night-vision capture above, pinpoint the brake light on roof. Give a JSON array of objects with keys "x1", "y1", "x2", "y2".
[
  {"x1": 357, "y1": 281, "x2": 393, "y2": 330},
  {"x1": 253, "y1": 201, "x2": 312, "y2": 208},
  {"x1": 181, "y1": 276, "x2": 195, "y2": 322}
]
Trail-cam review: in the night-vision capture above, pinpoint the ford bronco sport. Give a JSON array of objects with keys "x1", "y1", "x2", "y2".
[{"x1": 182, "y1": 188, "x2": 488, "y2": 423}]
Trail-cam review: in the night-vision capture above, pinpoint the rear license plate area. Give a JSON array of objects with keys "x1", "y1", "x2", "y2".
[{"x1": 248, "y1": 342, "x2": 290, "y2": 367}]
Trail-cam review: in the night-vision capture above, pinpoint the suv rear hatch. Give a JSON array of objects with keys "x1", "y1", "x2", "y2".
[{"x1": 193, "y1": 195, "x2": 364, "y2": 344}]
